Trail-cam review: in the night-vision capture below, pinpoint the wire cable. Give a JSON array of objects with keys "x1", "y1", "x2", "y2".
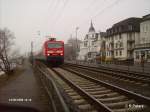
[
  {"x1": 78, "y1": 0, "x2": 122, "y2": 28},
  {"x1": 51, "y1": 0, "x2": 69, "y2": 29}
]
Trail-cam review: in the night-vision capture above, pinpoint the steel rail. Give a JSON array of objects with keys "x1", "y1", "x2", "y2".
[
  {"x1": 64, "y1": 62, "x2": 150, "y2": 78},
  {"x1": 62, "y1": 67, "x2": 150, "y2": 106},
  {"x1": 52, "y1": 68, "x2": 113, "y2": 112},
  {"x1": 63, "y1": 63, "x2": 150, "y2": 84}
]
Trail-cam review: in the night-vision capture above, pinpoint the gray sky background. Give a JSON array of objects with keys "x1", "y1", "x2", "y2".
[{"x1": 0, "y1": 0, "x2": 150, "y2": 55}]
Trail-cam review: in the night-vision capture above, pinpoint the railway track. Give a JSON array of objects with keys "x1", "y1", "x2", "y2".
[
  {"x1": 46, "y1": 67, "x2": 150, "y2": 112},
  {"x1": 63, "y1": 63, "x2": 150, "y2": 86}
]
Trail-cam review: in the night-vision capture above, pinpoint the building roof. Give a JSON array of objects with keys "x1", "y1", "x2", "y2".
[
  {"x1": 142, "y1": 14, "x2": 150, "y2": 22},
  {"x1": 106, "y1": 17, "x2": 141, "y2": 36},
  {"x1": 88, "y1": 21, "x2": 95, "y2": 33},
  {"x1": 99, "y1": 32, "x2": 107, "y2": 37},
  {"x1": 113, "y1": 17, "x2": 141, "y2": 27}
]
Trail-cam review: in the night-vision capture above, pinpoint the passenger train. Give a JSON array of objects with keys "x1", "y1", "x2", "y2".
[
  {"x1": 43, "y1": 38, "x2": 64, "y2": 65},
  {"x1": 34, "y1": 38, "x2": 64, "y2": 66}
]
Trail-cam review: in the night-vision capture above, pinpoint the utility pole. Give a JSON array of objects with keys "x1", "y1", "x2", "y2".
[
  {"x1": 70, "y1": 34, "x2": 73, "y2": 61},
  {"x1": 75, "y1": 27, "x2": 79, "y2": 64},
  {"x1": 31, "y1": 41, "x2": 33, "y2": 65}
]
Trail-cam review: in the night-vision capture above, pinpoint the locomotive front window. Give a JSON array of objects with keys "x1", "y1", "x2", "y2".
[{"x1": 47, "y1": 43, "x2": 63, "y2": 48}]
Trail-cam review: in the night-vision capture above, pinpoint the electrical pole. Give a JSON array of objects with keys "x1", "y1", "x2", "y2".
[
  {"x1": 31, "y1": 41, "x2": 33, "y2": 65},
  {"x1": 75, "y1": 27, "x2": 79, "y2": 64},
  {"x1": 70, "y1": 34, "x2": 73, "y2": 61}
]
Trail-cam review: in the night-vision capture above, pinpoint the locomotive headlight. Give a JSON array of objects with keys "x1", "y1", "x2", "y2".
[
  {"x1": 56, "y1": 50, "x2": 63, "y2": 53},
  {"x1": 47, "y1": 53, "x2": 50, "y2": 56},
  {"x1": 48, "y1": 51, "x2": 54, "y2": 53}
]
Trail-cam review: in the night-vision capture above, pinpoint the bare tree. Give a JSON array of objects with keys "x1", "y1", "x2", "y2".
[
  {"x1": 64, "y1": 37, "x2": 81, "y2": 60},
  {"x1": 0, "y1": 28, "x2": 15, "y2": 74}
]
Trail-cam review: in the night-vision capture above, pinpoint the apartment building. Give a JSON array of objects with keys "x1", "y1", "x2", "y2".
[
  {"x1": 105, "y1": 18, "x2": 141, "y2": 61},
  {"x1": 78, "y1": 15, "x2": 150, "y2": 63},
  {"x1": 134, "y1": 14, "x2": 150, "y2": 63}
]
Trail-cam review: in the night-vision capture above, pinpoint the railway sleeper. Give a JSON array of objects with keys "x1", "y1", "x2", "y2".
[
  {"x1": 105, "y1": 100, "x2": 135, "y2": 109},
  {"x1": 83, "y1": 87, "x2": 107, "y2": 92},
  {"x1": 65, "y1": 89, "x2": 74, "y2": 93},
  {"x1": 93, "y1": 92, "x2": 119, "y2": 99},
  {"x1": 76, "y1": 83, "x2": 96, "y2": 87},
  {"x1": 71, "y1": 95, "x2": 82, "y2": 100},
  {"x1": 80, "y1": 85, "x2": 102, "y2": 89},
  {"x1": 74, "y1": 99, "x2": 88, "y2": 105},
  {"x1": 68, "y1": 92, "x2": 79, "y2": 96},
  {"x1": 87, "y1": 89, "x2": 112, "y2": 95},
  {"x1": 78, "y1": 104, "x2": 94, "y2": 111},
  {"x1": 98, "y1": 96, "x2": 128, "y2": 103},
  {"x1": 63, "y1": 85, "x2": 71, "y2": 89}
]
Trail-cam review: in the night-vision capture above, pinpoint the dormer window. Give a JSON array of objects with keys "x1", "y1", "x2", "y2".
[
  {"x1": 92, "y1": 34, "x2": 94, "y2": 37},
  {"x1": 119, "y1": 26, "x2": 122, "y2": 32},
  {"x1": 128, "y1": 25, "x2": 132, "y2": 31}
]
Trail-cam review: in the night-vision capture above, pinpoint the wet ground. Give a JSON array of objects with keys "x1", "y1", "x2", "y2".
[{"x1": 0, "y1": 61, "x2": 52, "y2": 112}]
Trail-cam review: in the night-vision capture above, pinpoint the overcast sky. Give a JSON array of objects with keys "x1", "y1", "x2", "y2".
[{"x1": 0, "y1": 0, "x2": 150, "y2": 54}]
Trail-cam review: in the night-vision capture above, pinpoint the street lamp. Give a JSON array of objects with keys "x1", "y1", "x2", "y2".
[{"x1": 75, "y1": 27, "x2": 79, "y2": 63}]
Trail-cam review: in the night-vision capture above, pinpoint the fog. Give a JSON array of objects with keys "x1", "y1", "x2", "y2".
[{"x1": 1, "y1": 0, "x2": 150, "y2": 54}]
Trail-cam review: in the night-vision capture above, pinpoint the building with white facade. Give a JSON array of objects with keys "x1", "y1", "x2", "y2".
[
  {"x1": 78, "y1": 15, "x2": 150, "y2": 63},
  {"x1": 134, "y1": 14, "x2": 150, "y2": 63},
  {"x1": 78, "y1": 21, "x2": 106, "y2": 61},
  {"x1": 78, "y1": 21, "x2": 97, "y2": 61},
  {"x1": 105, "y1": 18, "x2": 141, "y2": 62}
]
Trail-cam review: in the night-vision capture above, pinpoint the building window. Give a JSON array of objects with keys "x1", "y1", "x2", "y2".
[
  {"x1": 88, "y1": 53, "x2": 91, "y2": 58},
  {"x1": 145, "y1": 25, "x2": 148, "y2": 32},
  {"x1": 92, "y1": 41, "x2": 94, "y2": 45},
  {"x1": 129, "y1": 33, "x2": 132, "y2": 38},
  {"x1": 116, "y1": 51, "x2": 118, "y2": 56},
  {"x1": 119, "y1": 34, "x2": 122, "y2": 39},
  {"x1": 143, "y1": 26, "x2": 144, "y2": 32},
  {"x1": 120, "y1": 42, "x2": 123, "y2": 48},
  {"x1": 128, "y1": 33, "x2": 132, "y2": 40},
  {"x1": 119, "y1": 27, "x2": 122, "y2": 32},
  {"x1": 86, "y1": 35, "x2": 88, "y2": 39},
  {"x1": 84, "y1": 42, "x2": 87, "y2": 47},
  {"x1": 115, "y1": 36, "x2": 118, "y2": 40},
  {"x1": 109, "y1": 44, "x2": 111, "y2": 48},
  {"x1": 116, "y1": 43, "x2": 118, "y2": 48},
  {"x1": 92, "y1": 34, "x2": 94, "y2": 37},
  {"x1": 128, "y1": 25, "x2": 132, "y2": 30},
  {"x1": 120, "y1": 50, "x2": 122, "y2": 56},
  {"x1": 136, "y1": 52, "x2": 139, "y2": 59}
]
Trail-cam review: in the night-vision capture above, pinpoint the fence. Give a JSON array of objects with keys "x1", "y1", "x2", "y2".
[{"x1": 34, "y1": 66, "x2": 70, "y2": 112}]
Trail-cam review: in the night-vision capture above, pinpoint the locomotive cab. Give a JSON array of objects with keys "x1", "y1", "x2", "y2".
[{"x1": 43, "y1": 38, "x2": 64, "y2": 65}]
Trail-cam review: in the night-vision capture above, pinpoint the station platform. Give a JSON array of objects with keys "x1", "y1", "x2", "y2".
[{"x1": 0, "y1": 61, "x2": 52, "y2": 112}]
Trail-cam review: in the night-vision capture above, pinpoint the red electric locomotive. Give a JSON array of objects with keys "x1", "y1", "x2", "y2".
[{"x1": 43, "y1": 38, "x2": 64, "y2": 65}]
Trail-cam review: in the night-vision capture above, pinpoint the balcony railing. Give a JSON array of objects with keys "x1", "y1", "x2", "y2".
[
  {"x1": 135, "y1": 43, "x2": 150, "y2": 48},
  {"x1": 127, "y1": 47, "x2": 134, "y2": 51},
  {"x1": 127, "y1": 39, "x2": 135, "y2": 43}
]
